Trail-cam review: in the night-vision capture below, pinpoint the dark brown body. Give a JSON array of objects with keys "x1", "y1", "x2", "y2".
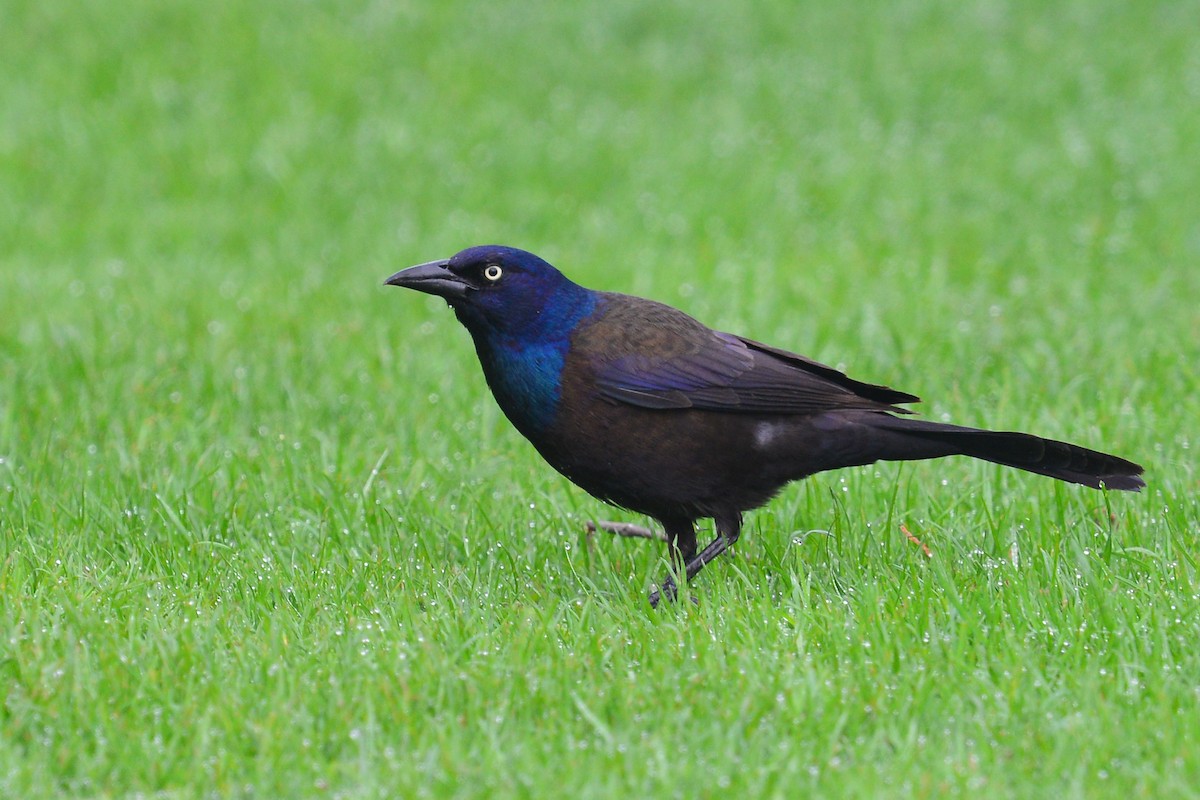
[{"x1": 494, "y1": 294, "x2": 1141, "y2": 562}]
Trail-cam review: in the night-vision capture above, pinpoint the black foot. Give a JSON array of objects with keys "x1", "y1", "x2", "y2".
[
  {"x1": 648, "y1": 576, "x2": 676, "y2": 608},
  {"x1": 648, "y1": 576, "x2": 699, "y2": 608}
]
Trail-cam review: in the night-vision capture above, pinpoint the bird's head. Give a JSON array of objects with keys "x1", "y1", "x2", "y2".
[{"x1": 385, "y1": 245, "x2": 591, "y2": 340}]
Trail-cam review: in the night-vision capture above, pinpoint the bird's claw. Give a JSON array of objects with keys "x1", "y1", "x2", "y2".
[
  {"x1": 648, "y1": 576, "x2": 699, "y2": 608},
  {"x1": 649, "y1": 577, "x2": 676, "y2": 608}
]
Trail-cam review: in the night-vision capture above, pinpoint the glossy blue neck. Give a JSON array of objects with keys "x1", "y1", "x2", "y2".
[{"x1": 464, "y1": 284, "x2": 600, "y2": 432}]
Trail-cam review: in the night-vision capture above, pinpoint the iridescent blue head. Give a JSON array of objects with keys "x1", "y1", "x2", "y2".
[
  {"x1": 385, "y1": 245, "x2": 592, "y2": 342},
  {"x1": 385, "y1": 245, "x2": 600, "y2": 430}
]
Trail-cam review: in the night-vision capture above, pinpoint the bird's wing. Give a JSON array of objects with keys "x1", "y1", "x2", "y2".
[{"x1": 595, "y1": 331, "x2": 919, "y2": 415}]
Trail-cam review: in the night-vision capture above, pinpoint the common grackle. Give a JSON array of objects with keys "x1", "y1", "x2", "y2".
[{"x1": 385, "y1": 246, "x2": 1144, "y2": 606}]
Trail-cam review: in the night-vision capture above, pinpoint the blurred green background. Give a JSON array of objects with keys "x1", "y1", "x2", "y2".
[{"x1": 2, "y1": 0, "x2": 1198, "y2": 797}]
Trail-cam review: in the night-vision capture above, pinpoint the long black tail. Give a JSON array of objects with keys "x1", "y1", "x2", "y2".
[{"x1": 866, "y1": 415, "x2": 1145, "y2": 491}]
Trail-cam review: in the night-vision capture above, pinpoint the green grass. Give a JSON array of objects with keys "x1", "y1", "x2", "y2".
[{"x1": 3, "y1": 0, "x2": 1198, "y2": 796}]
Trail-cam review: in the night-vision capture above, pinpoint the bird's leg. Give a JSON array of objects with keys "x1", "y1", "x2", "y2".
[
  {"x1": 650, "y1": 513, "x2": 742, "y2": 608},
  {"x1": 647, "y1": 518, "x2": 697, "y2": 607},
  {"x1": 684, "y1": 513, "x2": 742, "y2": 582}
]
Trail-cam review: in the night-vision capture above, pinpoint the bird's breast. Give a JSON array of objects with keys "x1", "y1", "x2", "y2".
[{"x1": 476, "y1": 338, "x2": 569, "y2": 433}]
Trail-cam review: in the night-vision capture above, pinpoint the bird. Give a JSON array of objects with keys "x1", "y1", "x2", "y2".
[{"x1": 384, "y1": 245, "x2": 1145, "y2": 606}]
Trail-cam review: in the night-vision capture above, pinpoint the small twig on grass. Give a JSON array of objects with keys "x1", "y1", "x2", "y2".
[
  {"x1": 585, "y1": 520, "x2": 669, "y2": 543},
  {"x1": 901, "y1": 523, "x2": 932, "y2": 557}
]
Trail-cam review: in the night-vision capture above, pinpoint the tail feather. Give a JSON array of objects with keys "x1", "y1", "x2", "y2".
[{"x1": 869, "y1": 416, "x2": 1145, "y2": 491}]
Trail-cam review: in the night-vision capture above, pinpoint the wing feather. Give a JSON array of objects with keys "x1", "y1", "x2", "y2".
[{"x1": 595, "y1": 329, "x2": 918, "y2": 415}]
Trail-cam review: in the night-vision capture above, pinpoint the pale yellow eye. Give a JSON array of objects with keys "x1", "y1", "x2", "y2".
[{"x1": 483, "y1": 264, "x2": 502, "y2": 281}]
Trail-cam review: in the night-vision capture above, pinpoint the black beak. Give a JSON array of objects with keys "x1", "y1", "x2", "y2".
[{"x1": 383, "y1": 259, "x2": 472, "y2": 299}]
